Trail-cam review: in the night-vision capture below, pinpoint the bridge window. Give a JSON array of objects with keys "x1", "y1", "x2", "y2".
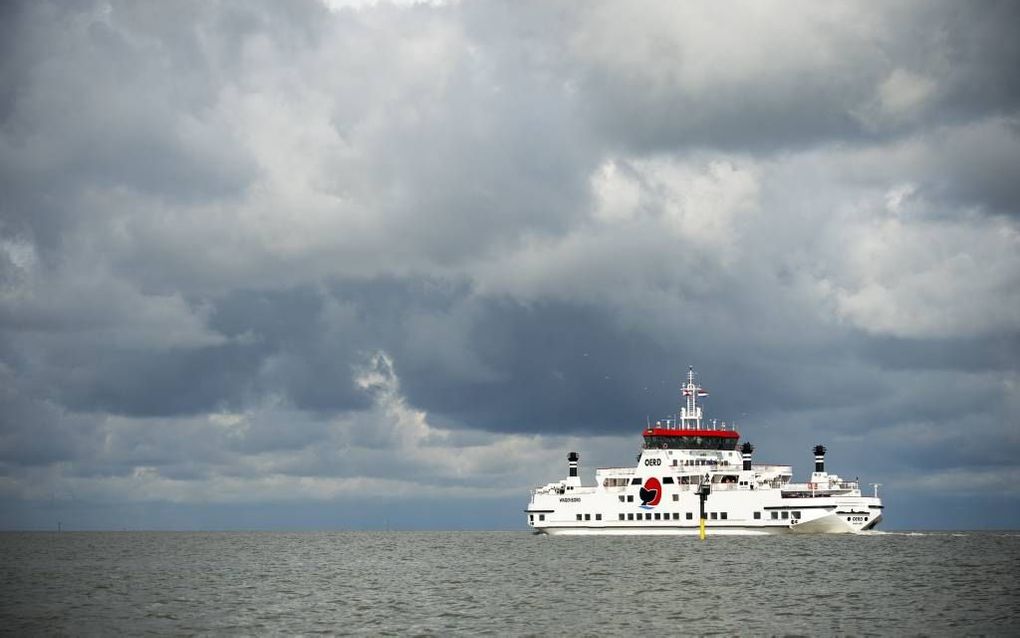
[
  {"x1": 627, "y1": 495, "x2": 634, "y2": 503},
  {"x1": 643, "y1": 435, "x2": 738, "y2": 451}
]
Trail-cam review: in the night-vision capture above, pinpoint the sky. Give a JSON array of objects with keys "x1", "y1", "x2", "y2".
[{"x1": 1, "y1": 0, "x2": 1018, "y2": 531}]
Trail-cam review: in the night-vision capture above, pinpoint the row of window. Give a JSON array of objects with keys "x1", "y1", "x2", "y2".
[
  {"x1": 531, "y1": 511, "x2": 812, "y2": 523},
  {"x1": 621, "y1": 512, "x2": 692, "y2": 521},
  {"x1": 642, "y1": 436, "x2": 738, "y2": 450},
  {"x1": 605, "y1": 474, "x2": 712, "y2": 488},
  {"x1": 769, "y1": 511, "x2": 802, "y2": 520},
  {"x1": 617, "y1": 488, "x2": 712, "y2": 505},
  {"x1": 574, "y1": 512, "x2": 735, "y2": 522}
]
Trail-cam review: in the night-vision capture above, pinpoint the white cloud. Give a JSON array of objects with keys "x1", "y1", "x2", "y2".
[
  {"x1": 830, "y1": 213, "x2": 1020, "y2": 338},
  {"x1": 877, "y1": 69, "x2": 938, "y2": 116}
]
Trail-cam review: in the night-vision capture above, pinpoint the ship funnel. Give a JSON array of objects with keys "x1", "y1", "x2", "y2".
[
  {"x1": 567, "y1": 451, "x2": 579, "y2": 478},
  {"x1": 740, "y1": 442, "x2": 754, "y2": 471},
  {"x1": 813, "y1": 444, "x2": 826, "y2": 473}
]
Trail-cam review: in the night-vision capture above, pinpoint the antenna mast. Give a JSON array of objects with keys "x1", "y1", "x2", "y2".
[{"x1": 679, "y1": 366, "x2": 708, "y2": 429}]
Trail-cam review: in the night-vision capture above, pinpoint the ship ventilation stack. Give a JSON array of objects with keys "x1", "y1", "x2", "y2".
[
  {"x1": 813, "y1": 444, "x2": 827, "y2": 473},
  {"x1": 567, "y1": 452, "x2": 579, "y2": 478},
  {"x1": 740, "y1": 442, "x2": 754, "y2": 471}
]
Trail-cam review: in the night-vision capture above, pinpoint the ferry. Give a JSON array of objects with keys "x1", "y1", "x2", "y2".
[{"x1": 526, "y1": 367, "x2": 883, "y2": 535}]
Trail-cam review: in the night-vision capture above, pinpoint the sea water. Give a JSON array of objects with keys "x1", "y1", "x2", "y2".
[{"x1": 2, "y1": 531, "x2": 1018, "y2": 635}]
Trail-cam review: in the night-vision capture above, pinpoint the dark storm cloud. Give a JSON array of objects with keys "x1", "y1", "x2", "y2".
[
  {"x1": 55, "y1": 343, "x2": 264, "y2": 417},
  {"x1": 0, "y1": 0, "x2": 1018, "y2": 529},
  {"x1": 0, "y1": 2, "x2": 257, "y2": 227},
  {"x1": 857, "y1": 334, "x2": 1020, "y2": 373}
]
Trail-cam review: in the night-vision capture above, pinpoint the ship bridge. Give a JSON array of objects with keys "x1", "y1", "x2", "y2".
[
  {"x1": 642, "y1": 428, "x2": 739, "y2": 450},
  {"x1": 643, "y1": 366, "x2": 740, "y2": 450}
]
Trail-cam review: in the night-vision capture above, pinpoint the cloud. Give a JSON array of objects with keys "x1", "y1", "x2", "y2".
[
  {"x1": 0, "y1": 349, "x2": 604, "y2": 511},
  {"x1": 0, "y1": 0, "x2": 1018, "y2": 529}
]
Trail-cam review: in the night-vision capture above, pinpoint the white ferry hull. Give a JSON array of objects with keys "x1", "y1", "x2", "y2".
[
  {"x1": 786, "y1": 512, "x2": 856, "y2": 534},
  {"x1": 540, "y1": 526, "x2": 780, "y2": 536}
]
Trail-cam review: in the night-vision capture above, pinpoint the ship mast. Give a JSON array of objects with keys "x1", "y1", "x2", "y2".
[{"x1": 678, "y1": 365, "x2": 708, "y2": 430}]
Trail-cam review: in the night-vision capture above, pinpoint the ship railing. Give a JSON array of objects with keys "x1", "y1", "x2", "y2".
[
  {"x1": 595, "y1": 467, "x2": 636, "y2": 475},
  {"x1": 673, "y1": 484, "x2": 697, "y2": 492},
  {"x1": 707, "y1": 483, "x2": 744, "y2": 491},
  {"x1": 781, "y1": 481, "x2": 860, "y2": 495},
  {"x1": 751, "y1": 464, "x2": 794, "y2": 475}
]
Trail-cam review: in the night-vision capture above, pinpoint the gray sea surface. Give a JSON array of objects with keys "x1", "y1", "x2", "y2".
[{"x1": 1, "y1": 530, "x2": 1018, "y2": 636}]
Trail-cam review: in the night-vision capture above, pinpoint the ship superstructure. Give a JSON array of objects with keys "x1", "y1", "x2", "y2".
[{"x1": 526, "y1": 367, "x2": 883, "y2": 535}]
